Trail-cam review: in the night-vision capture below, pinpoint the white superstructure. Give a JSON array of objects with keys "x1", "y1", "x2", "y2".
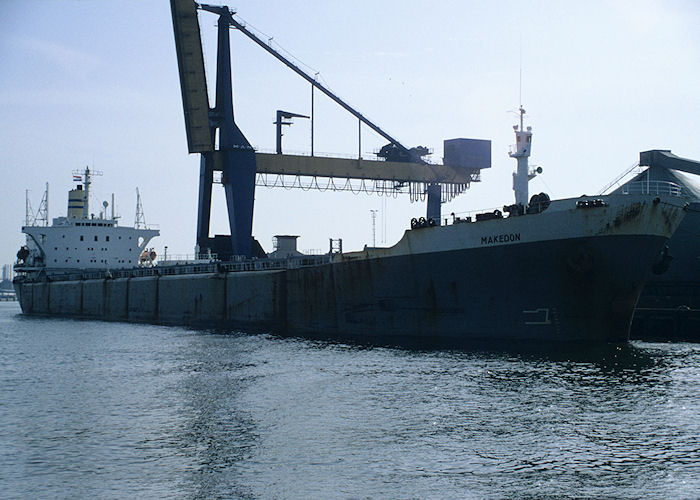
[{"x1": 17, "y1": 168, "x2": 159, "y2": 273}]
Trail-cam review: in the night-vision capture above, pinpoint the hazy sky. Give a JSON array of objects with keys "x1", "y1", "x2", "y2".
[{"x1": 2, "y1": 0, "x2": 699, "y2": 266}]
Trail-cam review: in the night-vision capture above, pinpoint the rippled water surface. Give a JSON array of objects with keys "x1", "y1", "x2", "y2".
[{"x1": 0, "y1": 302, "x2": 698, "y2": 498}]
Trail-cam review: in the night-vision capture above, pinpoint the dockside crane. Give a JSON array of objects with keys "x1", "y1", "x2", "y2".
[{"x1": 170, "y1": 0, "x2": 491, "y2": 259}]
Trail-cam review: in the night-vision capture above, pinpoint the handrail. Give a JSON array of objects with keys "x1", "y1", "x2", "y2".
[
  {"x1": 14, "y1": 254, "x2": 333, "y2": 283},
  {"x1": 621, "y1": 180, "x2": 683, "y2": 197}
]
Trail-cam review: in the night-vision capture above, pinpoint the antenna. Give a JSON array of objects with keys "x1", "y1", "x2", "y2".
[
  {"x1": 35, "y1": 183, "x2": 49, "y2": 226},
  {"x1": 25, "y1": 190, "x2": 32, "y2": 226},
  {"x1": 519, "y1": 35, "x2": 523, "y2": 108},
  {"x1": 135, "y1": 188, "x2": 146, "y2": 229}
]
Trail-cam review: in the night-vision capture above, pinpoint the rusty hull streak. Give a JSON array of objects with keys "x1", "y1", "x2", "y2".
[
  {"x1": 660, "y1": 204, "x2": 682, "y2": 234},
  {"x1": 613, "y1": 201, "x2": 643, "y2": 228}
]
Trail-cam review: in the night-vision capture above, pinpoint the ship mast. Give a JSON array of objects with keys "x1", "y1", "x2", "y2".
[
  {"x1": 509, "y1": 106, "x2": 534, "y2": 207},
  {"x1": 83, "y1": 167, "x2": 91, "y2": 218},
  {"x1": 71, "y1": 166, "x2": 102, "y2": 219},
  {"x1": 135, "y1": 188, "x2": 146, "y2": 229}
]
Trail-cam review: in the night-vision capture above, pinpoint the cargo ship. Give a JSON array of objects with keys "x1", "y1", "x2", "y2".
[
  {"x1": 13, "y1": 119, "x2": 688, "y2": 343},
  {"x1": 11, "y1": 2, "x2": 690, "y2": 343}
]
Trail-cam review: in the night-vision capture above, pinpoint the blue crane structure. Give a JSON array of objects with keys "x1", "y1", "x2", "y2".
[{"x1": 170, "y1": 0, "x2": 490, "y2": 259}]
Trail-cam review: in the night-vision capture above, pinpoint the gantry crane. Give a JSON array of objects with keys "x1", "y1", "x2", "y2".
[{"x1": 170, "y1": 0, "x2": 490, "y2": 259}]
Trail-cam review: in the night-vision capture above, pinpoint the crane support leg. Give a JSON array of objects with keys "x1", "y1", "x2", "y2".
[
  {"x1": 221, "y1": 150, "x2": 256, "y2": 258},
  {"x1": 427, "y1": 183, "x2": 441, "y2": 224},
  {"x1": 196, "y1": 9, "x2": 256, "y2": 259},
  {"x1": 195, "y1": 155, "x2": 214, "y2": 251}
]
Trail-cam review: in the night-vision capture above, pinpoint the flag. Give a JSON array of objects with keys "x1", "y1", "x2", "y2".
[{"x1": 73, "y1": 175, "x2": 81, "y2": 182}]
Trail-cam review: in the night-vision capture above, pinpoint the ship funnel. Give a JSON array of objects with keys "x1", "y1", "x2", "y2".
[{"x1": 67, "y1": 185, "x2": 86, "y2": 218}]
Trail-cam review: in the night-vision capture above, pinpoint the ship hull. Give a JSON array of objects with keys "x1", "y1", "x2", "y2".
[
  {"x1": 13, "y1": 194, "x2": 686, "y2": 344},
  {"x1": 283, "y1": 234, "x2": 667, "y2": 343},
  {"x1": 12, "y1": 235, "x2": 671, "y2": 344}
]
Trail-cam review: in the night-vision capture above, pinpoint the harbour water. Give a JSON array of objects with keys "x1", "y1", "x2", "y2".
[{"x1": 0, "y1": 301, "x2": 698, "y2": 498}]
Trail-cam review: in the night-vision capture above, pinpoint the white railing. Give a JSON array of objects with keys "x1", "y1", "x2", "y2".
[
  {"x1": 621, "y1": 180, "x2": 683, "y2": 197},
  {"x1": 158, "y1": 253, "x2": 219, "y2": 265}
]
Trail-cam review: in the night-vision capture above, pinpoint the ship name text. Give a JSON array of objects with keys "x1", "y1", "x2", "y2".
[{"x1": 481, "y1": 233, "x2": 521, "y2": 245}]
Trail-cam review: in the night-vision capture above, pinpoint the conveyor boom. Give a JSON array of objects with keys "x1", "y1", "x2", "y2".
[{"x1": 171, "y1": 0, "x2": 213, "y2": 153}]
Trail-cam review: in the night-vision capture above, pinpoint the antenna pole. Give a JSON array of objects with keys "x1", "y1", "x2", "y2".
[
  {"x1": 45, "y1": 182, "x2": 49, "y2": 226},
  {"x1": 25, "y1": 190, "x2": 30, "y2": 226},
  {"x1": 519, "y1": 33, "x2": 523, "y2": 108},
  {"x1": 135, "y1": 188, "x2": 146, "y2": 229},
  {"x1": 84, "y1": 166, "x2": 91, "y2": 218}
]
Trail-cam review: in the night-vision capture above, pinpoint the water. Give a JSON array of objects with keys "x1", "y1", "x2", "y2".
[{"x1": 0, "y1": 301, "x2": 698, "y2": 499}]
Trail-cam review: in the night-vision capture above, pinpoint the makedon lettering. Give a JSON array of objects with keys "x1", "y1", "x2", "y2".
[{"x1": 481, "y1": 233, "x2": 521, "y2": 245}]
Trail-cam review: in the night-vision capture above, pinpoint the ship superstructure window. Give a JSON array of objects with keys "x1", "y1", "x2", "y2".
[
  {"x1": 94, "y1": 236, "x2": 98, "y2": 241},
  {"x1": 106, "y1": 236, "x2": 109, "y2": 242},
  {"x1": 80, "y1": 236, "x2": 84, "y2": 241}
]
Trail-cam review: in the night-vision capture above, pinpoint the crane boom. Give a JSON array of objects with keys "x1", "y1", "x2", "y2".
[
  {"x1": 199, "y1": 4, "x2": 415, "y2": 159},
  {"x1": 170, "y1": 0, "x2": 213, "y2": 152}
]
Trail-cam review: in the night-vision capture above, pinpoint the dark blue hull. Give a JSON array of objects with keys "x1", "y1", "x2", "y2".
[{"x1": 282, "y1": 234, "x2": 668, "y2": 343}]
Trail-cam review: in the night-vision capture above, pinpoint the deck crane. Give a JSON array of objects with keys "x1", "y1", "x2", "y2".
[{"x1": 170, "y1": 0, "x2": 490, "y2": 259}]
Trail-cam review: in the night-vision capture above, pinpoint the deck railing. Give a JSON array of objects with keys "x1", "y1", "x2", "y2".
[
  {"x1": 621, "y1": 180, "x2": 683, "y2": 197},
  {"x1": 15, "y1": 253, "x2": 333, "y2": 283}
]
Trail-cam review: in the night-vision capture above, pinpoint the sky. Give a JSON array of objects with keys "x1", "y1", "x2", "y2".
[{"x1": 1, "y1": 0, "x2": 699, "y2": 266}]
